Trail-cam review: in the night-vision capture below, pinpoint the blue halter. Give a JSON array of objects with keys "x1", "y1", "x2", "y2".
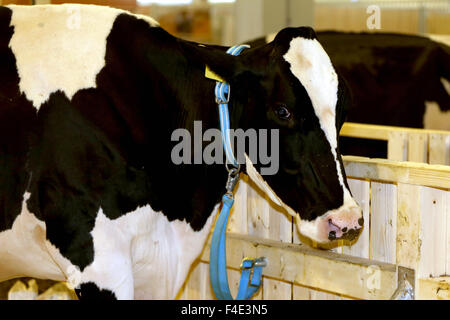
[{"x1": 209, "y1": 44, "x2": 267, "y2": 300}]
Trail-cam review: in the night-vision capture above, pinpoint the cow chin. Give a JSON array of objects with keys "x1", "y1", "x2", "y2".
[{"x1": 295, "y1": 190, "x2": 363, "y2": 244}]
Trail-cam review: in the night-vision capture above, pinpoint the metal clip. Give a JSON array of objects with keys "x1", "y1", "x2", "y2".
[
  {"x1": 225, "y1": 167, "x2": 240, "y2": 195},
  {"x1": 240, "y1": 257, "x2": 267, "y2": 270},
  {"x1": 254, "y1": 257, "x2": 268, "y2": 268},
  {"x1": 390, "y1": 267, "x2": 415, "y2": 300},
  {"x1": 215, "y1": 84, "x2": 231, "y2": 105}
]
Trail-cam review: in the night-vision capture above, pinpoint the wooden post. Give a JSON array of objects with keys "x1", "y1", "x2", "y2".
[
  {"x1": 429, "y1": 133, "x2": 450, "y2": 165},
  {"x1": 343, "y1": 179, "x2": 370, "y2": 259},
  {"x1": 408, "y1": 132, "x2": 428, "y2": 163},
  {"x1": 388, "y1": 131, "x2": 408, "y2": 161},
  {"x1": 370, "y1": 182, "x2": 398, "y2": 264}
]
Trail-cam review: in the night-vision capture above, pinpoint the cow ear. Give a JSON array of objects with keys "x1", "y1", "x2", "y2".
[{"x1": 181, "y1": 42, "x2": 244, "y2": 83}]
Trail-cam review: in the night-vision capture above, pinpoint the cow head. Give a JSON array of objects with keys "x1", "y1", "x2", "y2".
[{"x1": 194, "y1": 27, "x2": 363, "y2": 244}]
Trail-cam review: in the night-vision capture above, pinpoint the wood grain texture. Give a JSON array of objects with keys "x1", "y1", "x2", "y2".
[
  {"x1": 343, "y1": 156, "x2": 450, "y2": 189},
  {"x1": 343, "y1": 179, "x2": 370, "y2": 259},
  {"x1": 408, "y1": 132, "x2": 428, "y2": 163},
  {"x1": 419, "y1": 187, "x2": 448, "y2": 278},
  {"x1": 429, "y1": 133, "x2": 450, "y2": 165},
  {"x1": 370, "y1": 182, "x2": 397, "y2": 264},
  {"x1": 396, "y1": 183, "x2": 422, "y2": 271}
]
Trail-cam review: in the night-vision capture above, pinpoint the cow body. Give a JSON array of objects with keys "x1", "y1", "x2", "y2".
[
  {"x1": 0, "y1": 4, "x2": 221, "y2": 299},
  {"x1": 0, "y1": 4, "x2": 361, "y2": 299}
]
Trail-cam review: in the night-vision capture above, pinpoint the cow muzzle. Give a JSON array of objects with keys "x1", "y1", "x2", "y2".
[
  {"x1": 296, "y1": 190, "x2": 363, "y2": 244},
  {"x1": 325, "y1": 205, "x2": 363, "y2": 241}
]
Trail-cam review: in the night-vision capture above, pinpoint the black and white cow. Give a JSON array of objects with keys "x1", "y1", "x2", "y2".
[
  {"x1": 0, "y1": 4, "x2": 362, "y2": 299},
  {"x1": 250, "y1": 31, "x2": 450, "y2": 158}
]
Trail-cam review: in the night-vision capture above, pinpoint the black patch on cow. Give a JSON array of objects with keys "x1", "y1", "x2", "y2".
[
  {"x1": 23, "y1": 14, "x2": 228, "y2": 269},
  {"x1": 75, "y1": 282, "x2": 117, "y2": 300},
  {"x1": 0, "y1": 7, "x2": 36, "y2": 232}
]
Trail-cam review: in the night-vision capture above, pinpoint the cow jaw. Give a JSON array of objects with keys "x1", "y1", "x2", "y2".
[{"x1": 245, "y1": 154, "x2": 362, "y2": 244}]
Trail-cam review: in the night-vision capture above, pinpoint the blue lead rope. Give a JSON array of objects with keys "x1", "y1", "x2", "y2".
[
  {"x1": 209, "y1": 44, "x2": 267, "y2": 300},
  {"x1": 214, "y1": 45, "x2": 249, "y2": 168},
  {"x1": 209, "y1": 194, "x2": 266, "y2": 300}
]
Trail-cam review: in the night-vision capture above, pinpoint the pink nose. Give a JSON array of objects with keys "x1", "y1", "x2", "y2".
[{"x1": 326, "y1": 207, "x2": 363, "y2": 241}]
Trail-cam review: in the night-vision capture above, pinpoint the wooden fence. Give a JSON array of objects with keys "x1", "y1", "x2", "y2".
[
  {"x1": 178, "y1": 155, "x2": 450, "y2": 300},
  {"x1": 340, "y1": 122, "x2": 450, "y2": 165}
]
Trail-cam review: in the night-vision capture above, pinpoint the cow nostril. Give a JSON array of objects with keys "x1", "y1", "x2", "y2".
[
  {"x1": 328, "y1": 231, "x2": 336, "y2": 240},
  {"x1": 358, "y1": 217, "x2": 364, "y2": 227},
  {"x1": 342, "y1": 227, "x2": 348, "y2": 233}
]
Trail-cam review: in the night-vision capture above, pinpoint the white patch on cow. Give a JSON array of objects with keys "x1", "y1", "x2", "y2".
[
  {"x1": 7, "y1": 4, "x2": 158, "y2": 109},
  {"x1": 283, "y1": 39, "x2": 347, "y2": 184},
  {"x1": 81, "y1": 204, "x2": 217, "y2": 299},
  {"x1": 0, "y1": 192, "x2": 74, "y2": 283}
]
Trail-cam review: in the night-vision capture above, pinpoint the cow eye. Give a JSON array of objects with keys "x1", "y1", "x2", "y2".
[{"x1": 275, "y1": 104, "x2": 291, "y2": 120}]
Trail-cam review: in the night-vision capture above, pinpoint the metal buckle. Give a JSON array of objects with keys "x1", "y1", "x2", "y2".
[
  {"x1": 240, "y1": 257, "x2": 267, "y2": 270},
  {"x1": 225, "y1": 167, "x2": 240, "y2": 195},
  {"x1": 390, "y1": 267, "x2": 415, "y2": 300},
  {"x1": 215, "y1": 84, "x2": 231, "y2": 105},
  {"x1": 254, "y1": 257, "x2": 268, "y2": 268}
]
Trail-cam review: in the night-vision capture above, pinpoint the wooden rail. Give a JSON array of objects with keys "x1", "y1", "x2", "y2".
[
  {"x1": 340, "y1": 122, "x2": 450, "y2": 165},
  {"x1": 199, "y1": 233, "x2": 399, "y2": 300}
]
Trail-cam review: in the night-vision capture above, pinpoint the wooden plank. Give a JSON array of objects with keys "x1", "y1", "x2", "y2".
[
  {"x1": 199, "y1": 233, "x2": 398, "y2": 300},
  {"x1": 247, "y1": 179, "x2": 270, "y2": 239},
  {"x1": 181, "y1": 261, "x2": 205, "y2": 300},
  {"x1": 343, "y1": 179, "x2": 370, "y2": 259},
  {"x1": 407, "y1": 132, "x2": 428, "y2": 163},
  {"x1": 227, "y1": 175, "x2": 248, "y2": 234},
  {"x1": 268, "y1": 204, "x2": 292, "y2": 243},
  {"x1": 199, "y1": 262, "x2": 215, "y2": 300},
  {"x1": 419, "y1": 187, "x2": 448, "y2": 278},
  {"x1": 292, "y1": 285, "x2": 352, "y2": 300},
  {"x1": 343, "y1": 156, "x2": 450, "y2": 189},
  {"x1": 417, "y1": 277, "x2": 450, "y2": 300},
  {"x1": 370, "y1": 182, "x2": 397, "y2": 264},
  {"x1": 262, "y1": 278, "x2": 291, "y2": 300},
  {"x1": 340, "y1": 122, "x2": 391, "y2": 141},
  {"x1": 292, "y1": 285, "x2": 310, "y2": 300},
  {"x1": 246, "y1": 175, "x2": 293, "y2": 299},
  {"x1": 341, "y1": 122, "x2": 450, "y2": 139},
  {"x1": 309, "y1": 289, "x2": 344, "y2": 300},
  {"x1": 429, "y1": 133, "x2": 450, "y2": 166},
  {"x1": 396, "y1": 184, "x2": 422, "y2": 271},
  {"x1": 388, "y1": 131, "x2": 408, "y2": 161}
]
